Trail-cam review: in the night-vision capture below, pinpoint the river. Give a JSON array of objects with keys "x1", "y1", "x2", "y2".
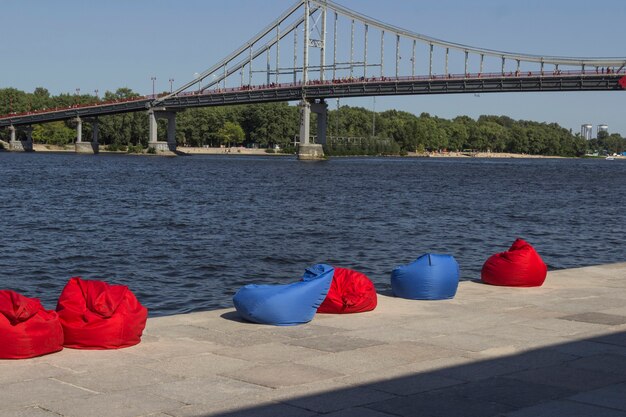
[{"x1": 1, "y1": 152, "x2": 624, "y2": 316}]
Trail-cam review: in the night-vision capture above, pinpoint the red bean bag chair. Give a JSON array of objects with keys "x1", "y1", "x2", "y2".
[
  {"x1": 56, "y1": 277, "x2": 148, "y2": 349},
  {"x1": 481, "y1": 239, "x2": 547, "y2": 287},
  {"x1": 317, "y1": 267, "x2": 377, "y2": 313},
  {"x1": 0, "y1": 290, "x2": 64, "y2": 359}
]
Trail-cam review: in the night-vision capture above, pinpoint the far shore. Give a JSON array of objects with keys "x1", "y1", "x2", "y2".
[{"x1": 20, "y1": 143, "x2": 625, "y2": 159}]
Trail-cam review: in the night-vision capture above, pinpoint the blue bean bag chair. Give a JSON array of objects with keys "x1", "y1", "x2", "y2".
[
  {"x1": 391, "y1": 254, "x2": 459, "y2": 300},
  {"x1": 233, "y1": 264, "x2": 334, "y2": 326}
]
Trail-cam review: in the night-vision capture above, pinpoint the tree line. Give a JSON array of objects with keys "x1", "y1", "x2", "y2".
[{"x1": 1, "y1": 87, "x2": 624, "y2": 156}]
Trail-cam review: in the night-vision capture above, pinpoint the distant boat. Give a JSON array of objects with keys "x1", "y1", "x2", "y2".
[{"x1": 606, "y1": 156, "x2": 615, "y2": 160}]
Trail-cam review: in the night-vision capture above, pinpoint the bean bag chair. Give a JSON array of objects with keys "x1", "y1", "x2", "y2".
[
  {"x1": 0, "y1": 290, "x2": 64, "y2": 359},
  {"x1": 481, "y1": 238, "x2": 547, "y2": 287},
  {"x1": 233, "y1": 264, "x2": 333, "y2": 326},
  {"x1": 56, "y1": 277, "x2": 148, "y2": 349},
  {"x1": 317, "y1": 267, "x2": 377, "y2": 313},
  {"x1": 391, "y1": 254, "x2": 459, "y2": 300}
]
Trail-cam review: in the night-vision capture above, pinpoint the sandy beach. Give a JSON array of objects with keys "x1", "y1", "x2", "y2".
[{"x1": 14, "y1": 144, "x2": 624, "y2": 159}]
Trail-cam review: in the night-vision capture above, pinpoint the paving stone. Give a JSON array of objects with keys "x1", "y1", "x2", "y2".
[
  {"x1": 294, "y1": 342, "x2": 456, "y2": 375},
  {"x1": 422, "y1": 332, "x2": 522, "y2": 353},
  {"x1": 263, "y1": 324, "x2": 346, "y2": 339},
  {"x1": 322, "y1": 406, "x2": 399, "y2": 417},
  {"x1": 213, "y1": 342, "x2": 327, "y2": 364},
  {"x1": 366, "y1": 388, "x2": 514, "y2": 417},
  {"x1": 258, "y1": 378, "x2": 357, "y2": 403},
  {"x1": 517, "y1": 317, "x2": 615, "y2": 336},
  {"x1": 343, "y1": 326, "x2": 444, "y2": 343},
  {"x1": 283, "y1": 385, "x2": 396, "y2": 413},
  {"x1": 144, "y1": 311, "x2": 218, "y2": 329},
  {"x1": 490, "y1": 348, "x2": 579, "y2": 370},
  {"x1": 560, "y1": 312, "x2": 626, "y2": 326},
  {"x1": 550, "y1": 340, "x2": 626, "y2": 357},
  {"x1": 398, "y1": 313, "x2": 529, "y2": 335},
  {"x1": 125, "y1": 338, "x2": 219, "y2": 359},
  {"x1": 366, "y1": 373, "x2": 464, "y2": 396},
  {"x1": 169, "y1": 401, "x2": 316, "y2": 417},
  {"x1": 566, "y1": 354, "x2": 626, "y2": 376},
  {"x1": 0, "y1": 378, "x2": 94, "y2": 408},
  {"x1": 0, "y1": 406, "x2": 60, "y2": 417},
  {"x1": 437, "y1": 356, "x2": 528, "y2": 382},
  {"x1": 568, "y1": 382, "x2": 626, "y2": 411},
  {"x1": 545, "y1": 297, "x2": 626, "y2": 315},
  {"x1": 286, "y1": 335, "x2": 384, "y2": 352},
  {"x1": 450, "y1": 376, "x2": 575, "y2": 408},
  {"x1": 222, "y1": 363, "x2": 343, "y2": 388},
  {"x1": 141, "y1": 352, "x2": 252, "y2": 378},
  {"x1": 43, "y1": 390, "x2": 184, "y2": 417},
  {"x1": 54, "y1": 364, "x2": 182, "y2": 393},
  {"x1": 504, "y1": 306, "x2": 566, "y2": 320},
  {"x1": 502, "y1": 399, "x2": 626, "y2": 417},
  {"x1": 471, "y1": 323, "x2": 570, "y2": 343},
  {"x1": 141, "y1": 376, "x2": 270, "y2": 405},
  {"x1": 593, "y1": 331, "x2": 626, "y2": 348},
  {"x1": 31, "y1": 348, "x2": 156, "y2": 373},
  {"x1": 505, "y1": 364, "x2": 626, "y2": 391},
  {"x1": 0, "y1": 362, "x2": 68, "y2": 385}
]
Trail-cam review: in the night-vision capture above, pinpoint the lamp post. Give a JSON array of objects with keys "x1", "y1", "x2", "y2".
[
  {"x1": 169, "y1": 78, "x2": 174, "y2": 93},
  {"x1": 94, "y1": 89, "x2": 99, "y2": 100},
  {"x1": 75, "y1": 88, "x2": 80, "y2": 106},
  {"x1": 151, "y1": 76, "x2": 156, "y2": 98}
]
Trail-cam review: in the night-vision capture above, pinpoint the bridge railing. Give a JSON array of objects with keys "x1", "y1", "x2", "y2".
[
  {"x1": 175, "y1": 68, "x2": 626, "y2": 96},
  {"x1": 2, "y1": 69, "x2": 624, "y2": 121},
  {"x1": 0, "y1": 96, "x2": 149, "y2": 121}
]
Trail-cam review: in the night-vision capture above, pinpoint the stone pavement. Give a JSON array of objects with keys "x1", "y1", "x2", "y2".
[{"x1": 2, "y1": 263, "x2": 626, "y2": 417}]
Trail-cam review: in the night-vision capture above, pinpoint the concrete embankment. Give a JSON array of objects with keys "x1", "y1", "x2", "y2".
[{"x1": 2, "y1": 263, "x2": 626, "y2": 416}]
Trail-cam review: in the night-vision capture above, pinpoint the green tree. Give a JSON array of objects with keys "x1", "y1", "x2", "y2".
[
  {"x1": 32, "y1": 121, "x2": 75, "y2": 145},
  {"x1": 217, "y1": 121, "x2": 245, "y2": 147}
]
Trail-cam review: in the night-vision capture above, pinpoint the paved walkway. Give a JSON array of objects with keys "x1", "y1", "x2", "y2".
[{"x1": 2, "y1": 263, "x2": 626, "y2": 417}]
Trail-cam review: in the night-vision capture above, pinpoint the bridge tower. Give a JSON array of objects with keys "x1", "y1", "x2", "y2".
[
  {"x1": 297, "y1": 0, "x2": 327, "y2": 160},
  {"x1": 147, "y1": 109, "x2": 178, "y2": 152},
  {"x1": 74, "y1": 117, "x2": 100, "y2": 154},
  {"x1": 8, "y1": 125, "x2": 33, "y2": 152},
  {"x1": 298, "y1": 99, "x2": 328, "y2": 160}
]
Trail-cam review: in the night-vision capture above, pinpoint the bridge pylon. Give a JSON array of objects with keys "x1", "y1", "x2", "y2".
[
  {"x1": 148, "y1": 108, "x2": 178, "y2": 153},
  {"x1": 74, "y1": 117, "x2": 100, "y2": 154},
  {"x1": 9, "y1": 125, "x2": 33, "y2": 152},
  {"x1": 297, "y1": 98, "x2": 327, "y2": 160}
]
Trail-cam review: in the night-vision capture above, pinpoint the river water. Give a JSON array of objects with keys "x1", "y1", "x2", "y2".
[{"x1": 1, "y1": 152, "x2": 624, "y2": 316}]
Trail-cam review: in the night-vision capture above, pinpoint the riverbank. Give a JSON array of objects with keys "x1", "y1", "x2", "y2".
[
  {"x1": 3, "y1": 263, "x2": 625, "y2": 417},
  {"x1": 409, "y1": 151, "x2": 567, "y2": 159},
  {"x1": 11, "y1": 144, "x2": 621, "y2": 159}
]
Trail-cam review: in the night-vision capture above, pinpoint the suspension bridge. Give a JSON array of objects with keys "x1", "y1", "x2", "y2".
[{"x1": 2, "y1": 0, "x2": 625, "y2": 158}]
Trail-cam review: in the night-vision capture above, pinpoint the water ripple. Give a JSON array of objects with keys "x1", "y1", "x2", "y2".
[{"x1": 1, "y1": 153, "x2": 625, "y2": 316}]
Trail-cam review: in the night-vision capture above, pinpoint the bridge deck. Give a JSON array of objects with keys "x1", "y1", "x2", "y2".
[{"x1": 1, "y1": 71, "x2": 624, "y2": 128}]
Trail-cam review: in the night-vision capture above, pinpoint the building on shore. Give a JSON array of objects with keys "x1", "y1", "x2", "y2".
[{"x1": 581, "y1": 124, "x2": 593, "y2": 140}]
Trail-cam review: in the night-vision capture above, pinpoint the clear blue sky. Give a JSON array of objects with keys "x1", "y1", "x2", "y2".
[{"x1": 2, "y1": 0, "x2": 625, "y2": 135}]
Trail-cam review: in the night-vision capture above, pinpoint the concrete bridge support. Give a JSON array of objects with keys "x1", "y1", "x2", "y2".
[
  {"x1": 311, "y1": 100, "x2": 328, "y2": 145},
  {"x1": 148, "y1": 109, "x2": 177, "y2": 152},
  {"x1": 297, "y1": 99, "x2": 327, "y2": 161},
  {"x1": 75, "y1": 117, "x2": 100, "y2": 154},
  {"x1": 9, "y1": 125, "x2": 33, "y2": 152}
]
